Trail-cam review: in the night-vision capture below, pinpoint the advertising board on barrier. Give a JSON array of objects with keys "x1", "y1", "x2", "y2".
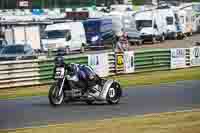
[
  {"x1": 17, "y1": 0, "x2": 31, "y2": 8},
  {"x1": 88, "y1": 53, "x2": 109, "y2": 77},
  {"x1": 190, "y1": 47, "x2": 200, "y2": 66},
  {"x1": 116, "y1": 54, "x2": 124, "y2": 68},
  {"x1": 124, "y1": 51, "x2": 135, "y2": 73},
  {"x1": 171, "y1": 48, "x2": 187, "y2": 69}
]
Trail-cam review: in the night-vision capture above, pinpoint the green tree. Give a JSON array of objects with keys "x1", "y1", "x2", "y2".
[{"x1": 131, "y1": 0, "x2": 145, "y2": 5}]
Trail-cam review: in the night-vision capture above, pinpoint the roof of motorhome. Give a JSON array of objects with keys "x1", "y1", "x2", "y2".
[
  {"x1": 178, "y1": 3, "x2": 193, "y2": 10},
  {"x1": 134, "y1": 9, "x2": 153, "y2": 19},
  {"x1": 84, "y1": 18, "x2": 112, "y2": 21},
  {"x1": 0, "y1": 21, "x2": 53, "y2": 25},
  {"x1": 109, "y1": 10, "x2": 136, "y2": 16},
  {"x1": 45, "y1": 22, "x2": 81, "y2": 31},
  {"x1": 134, "y1": 10, "x2": 153, "y2": 20},
  {"x1": 133, "y1": 6, "x2": 175, "y2": 16},
  {"x1": 110, "y1": 4, "x2": 133, "y2": 11}
]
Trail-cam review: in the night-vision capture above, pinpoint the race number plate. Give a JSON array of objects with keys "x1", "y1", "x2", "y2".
[{"x1": 55, "y1": 67, "x2": 65, "y2": 79}]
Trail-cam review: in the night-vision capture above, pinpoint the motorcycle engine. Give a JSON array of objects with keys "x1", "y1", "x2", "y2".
[{"x1": 67, "y1": 75, "x2": 86, "y2": 90}]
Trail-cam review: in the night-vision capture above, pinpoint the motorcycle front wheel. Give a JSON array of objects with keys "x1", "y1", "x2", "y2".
[{"x1": 48, "y1": 83, "x2": 64, "y2": 106}]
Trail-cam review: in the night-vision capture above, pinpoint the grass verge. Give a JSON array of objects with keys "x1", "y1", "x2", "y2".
[
  {"x1": 0, "y1": 86, "x2": 49, "y2": 100},
  {"x1": 1, "y1": 110, "x2": 200, "y2": 133},
  {"x1": 0, "y1": 67, "x2": 200, "y2": 100},
  {"x1": 114, "y1": 67, "x2": 200, "y2": 87}
]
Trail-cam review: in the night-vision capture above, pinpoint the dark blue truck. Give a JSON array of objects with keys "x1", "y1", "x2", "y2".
[{"x1": 82, "y1": 18, "x2": 115, "y2": 48}]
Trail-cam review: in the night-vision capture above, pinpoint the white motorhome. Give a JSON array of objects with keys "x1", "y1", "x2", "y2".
[
  {"x1": 4, "y1": 25, "x2": 41, "y2": 50},
  {"x1": 192, "y1": 3, "x2": 200, "y2": 33},
  {"x1": 107, "y1": 11, "x2": 129, "y2": 37},
  {"x1": 134, "y1": 10, "x2": 166, "y2": 43},
  {"x1": 123, "y1": 12, "x2": 143, "y2": 44},
  {"x1": 174, "y1": 4, "x2": 193, "y2": 35},
  {"x1": 42, "y1": 22, "x2": 87, "y2": 53},
  {"x1": 157, "y1": 8, "x2": 179, "y2": 39}
]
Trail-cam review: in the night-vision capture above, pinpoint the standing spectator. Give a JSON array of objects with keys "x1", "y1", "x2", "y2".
[{"x1": 115, "y1": 32, "x2": 130, "y2": 52}]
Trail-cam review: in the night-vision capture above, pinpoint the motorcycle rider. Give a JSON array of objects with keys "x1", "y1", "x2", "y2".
[
  {"x1": 66, "y1": 63, "x2": 101, "y2": 94},
  {"x1": 55, "y1": 49, "x2": 101, "y2": 94}
]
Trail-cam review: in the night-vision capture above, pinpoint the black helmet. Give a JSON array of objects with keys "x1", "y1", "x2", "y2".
[
  {"x1": 56, "y1": 48, "x2": 65, "y2": 56},
  {"x1": 55, "y1": 56, "x2": 65, "y2": 66},
  {"x1": 66, "y1": 63, "x2": 78, "y2": 76}
]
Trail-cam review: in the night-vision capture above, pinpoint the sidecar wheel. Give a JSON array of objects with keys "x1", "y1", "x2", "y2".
[{"x1": 106, "y1": 82, "x2": 122, "y2": 104}]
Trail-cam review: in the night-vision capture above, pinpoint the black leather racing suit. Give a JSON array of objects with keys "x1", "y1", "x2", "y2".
[{"x1": 67, "y1": 64, "x2": 100, "y2": 93}]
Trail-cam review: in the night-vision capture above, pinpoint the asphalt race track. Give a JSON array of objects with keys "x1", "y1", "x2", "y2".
[{"x1": 0, "y1": 80, "x2": 200, "y2": 130}]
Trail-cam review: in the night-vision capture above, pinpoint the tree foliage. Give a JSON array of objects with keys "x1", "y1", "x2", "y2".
[{"x1": 131, "y1": 0, "x2": 146, "y2": 5}]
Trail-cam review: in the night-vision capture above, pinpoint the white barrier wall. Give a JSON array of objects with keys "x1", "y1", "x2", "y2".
[{"x1": 0, "y1": 47, "x2": 199, "y2": 89}]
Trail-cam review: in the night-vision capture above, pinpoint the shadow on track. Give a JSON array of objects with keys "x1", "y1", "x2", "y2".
[{"x1": 30, "y1": 101, "x2": 126, "y2": 108}]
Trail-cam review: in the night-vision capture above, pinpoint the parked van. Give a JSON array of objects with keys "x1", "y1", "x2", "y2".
[
  {"x1": 42, "y1": 22, "x2": 87, "y2": 52},
  {"x1": 106, "y1": 11, "x2": 142, "y2": 45},
  {"x1": 82, "y1": 18, "x2": 114, "y2": 48},
  {"x1": 135, "y1": 10, "x2": 166, "y2": 43}
]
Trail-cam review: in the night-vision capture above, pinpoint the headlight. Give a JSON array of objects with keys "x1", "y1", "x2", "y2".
[
  {"x1": 91, "y1": 36, "x2": 99, "y2": 42},
  {"x1": 16, "y1": 56, "x2": 22, "y2": 60}
]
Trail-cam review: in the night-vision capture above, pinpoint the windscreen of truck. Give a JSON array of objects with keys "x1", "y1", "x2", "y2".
[
  {"x1": 85, "y1": 26, "x2": 97, "y2": 33},
  {"x1": 166, "y1": 17, "x2": 174, "y2": 25},
  {"x1": 43, "y1": 30, "x2": 70, "y2": 39},
  {"x1": 100, "y1": 21, "x2": 112, "y2": 33},
  {"x1": 136, "y1": 20, "x2": 152, "y2": 31}
]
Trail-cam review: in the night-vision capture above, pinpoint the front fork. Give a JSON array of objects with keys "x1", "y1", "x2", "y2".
[{"x1": 57, "y1": 77, "x2": 66, "y2": 97}]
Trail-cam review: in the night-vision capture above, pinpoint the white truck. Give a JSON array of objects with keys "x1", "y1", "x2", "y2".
[
  {"x1": 134, "y1": 9, "x2": 166, "y2": 43},
  {"x1": 42, "y1": 22, "x2": 87, "y2": 53}
]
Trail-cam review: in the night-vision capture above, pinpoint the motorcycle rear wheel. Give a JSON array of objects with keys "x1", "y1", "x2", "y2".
[{"x1": 48, "y1": 83, "x2": 64, "y2": 106}]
